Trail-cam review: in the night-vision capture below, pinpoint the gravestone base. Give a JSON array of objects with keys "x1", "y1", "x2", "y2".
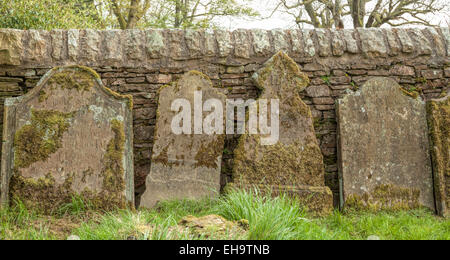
[{"x1": 227, "y1": 183, "x2": 333, "y2": 216}]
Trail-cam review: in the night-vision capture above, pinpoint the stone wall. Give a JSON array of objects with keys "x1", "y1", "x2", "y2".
[{"x1": 1, "y1": 28, "x2": 449, "y2": 206}]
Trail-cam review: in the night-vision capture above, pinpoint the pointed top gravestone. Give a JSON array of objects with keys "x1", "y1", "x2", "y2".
[
  {"x1": 231, "y1": 51, "x2": 333, "y2": 215},
  {"x1": 427, "y1": 94, "x2": 449, "y2": 217},
  {"x1": 139, "y1": 71, "x2": 226, "y2": 209},
  {"x1": 337, "y1": 77, "x2": 434, "y2": 211},
  {"x1": 0, "y1": 66, "x2": 134, "y2": 212}
]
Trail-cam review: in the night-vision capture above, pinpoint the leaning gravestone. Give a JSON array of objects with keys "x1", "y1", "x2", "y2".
[
  {"x1": 427, "y1": 94, "x2": 449, "y2": 217},
  {"x1": 139, "y1": 71, "x2": 226, "y2": 208},
  {"x1": 0, "y1": 66, "x2": 134, "y2": 212},
  {"x1": 231, "y1": 51, "x2": 333, "y2": 215},
  {"x1": 337, "y1": 77, "x2": 434, "y2": 211}
]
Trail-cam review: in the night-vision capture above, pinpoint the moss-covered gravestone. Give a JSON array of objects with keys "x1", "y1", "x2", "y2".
[
  {"x1": 139, "y1": 71, "x2": 226, "y2": 208},
  {"x1": 337, "y1": 77, "x2": 434, "y2": 211},
  {"x1": 231, "y1": 51, "x2": 333, "y2": 215},
  {"x1": 0, "y1": 66, "x2": 134, "y2": 212},
  {"x1": 427, "y1": 95, "x2": 449, "y2": 217}
]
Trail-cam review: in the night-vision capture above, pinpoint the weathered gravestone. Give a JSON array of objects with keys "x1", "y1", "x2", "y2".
[
  {"x1": 0, "y1": 66, "x2": 134, "y2": 212},
  {"x1": 231, "y1": 51, "x2": 333, "y2": 215},
  {"x1": 139, "y1": 71, "x2": 226, "y2": 208},
  {"x1": 337, "y1": 77, "x2": 435, "y2": 211},
  {"x1": 427, "y1": 94, "x2": 449, "y2": 217}
]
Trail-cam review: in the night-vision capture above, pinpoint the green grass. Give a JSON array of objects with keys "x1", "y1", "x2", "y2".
[{"x1": 0, "y1": 190, "x2": 448, "y2": 240}]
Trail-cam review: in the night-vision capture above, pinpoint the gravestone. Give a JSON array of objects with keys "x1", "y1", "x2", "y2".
[
  {"x1": 427, "y1": 95, "x2": 449, "y2": 217},
  {"x1": 139, "y1": 71, "x2": 226, "y2": 208},
  {"x1": 337, "y1": 77, "x2": 434, "y2": 211},
  {"x1": 231, "y1": 51, "x2": 333, "y2": 215},
  {"x1": 0, "y1": 66, "x2": 134, "y2": 212}
]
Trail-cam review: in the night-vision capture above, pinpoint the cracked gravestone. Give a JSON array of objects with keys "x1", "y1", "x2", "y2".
[
  {"x1": 337, "y1": 77, "x2": 434, "y2": 211},
  {"x1": 427, "y1": 94, "x2": 449, "y2": 217},
  {"x1": 0, "y1": 66, "x2": 134, "y2": 212},
  {"x1": 139, "y1": 71, "x2": 226, "y2": 208},
  {"x1": 231, "y1": 51, "x2": 333, "y2": 215}
]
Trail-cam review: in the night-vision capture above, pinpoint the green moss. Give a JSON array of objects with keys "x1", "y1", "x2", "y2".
[
  {"x1": 233, "y1": 135, "x2": 325, "y2": 187},
  {"x1": 426, "y1": 96, "x2": 449, "y2": 217},
  {"x1": 47, "y1": 70, "x2": 95, "y2": 92},
  {"x1": 38, "y1": 90, "x2": 48, "y2": 103},
  {"x1": 321, "y1": 75, "x2": 331, "y2": 86},
  {"x1": 254, "y1": 51, "x2": 310, "y2": 92},
  {"x1": 102, "y1": 86, "x2": 133, "y2": 110},
  {"x1": 102, "y1": 119, "x2": 126, "y2": 194},
  {"x1": 14, "y1": 109, "x2": 74, "y2": 169},
  {"x1": 9, "y1": 172, "x2": 77, "y2": 214},
  {"x1": 415, "y1": 77, "x2": 428, "y2": 84},
  {"x1": 194, "y1": 137, "x2": 225, "y2": 169},
  {"x1": 345, "y1": 184, "x2": 422, "y2": 212},
  {"x1": 400, "y1": 86, "x2": 420, "y2": 99},
  {"x1": 10, "y1": 116, "x2": 131, "y2": 213}
]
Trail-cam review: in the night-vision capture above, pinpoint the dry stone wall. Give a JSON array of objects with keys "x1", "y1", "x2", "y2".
[{"x1": 0, "y1": 28, "x2": 449, "y2": 206}]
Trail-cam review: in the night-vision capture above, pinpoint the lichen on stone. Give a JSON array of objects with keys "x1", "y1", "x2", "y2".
[
  {"x1": 253, "y1": 51, "x2": 310, "y2": 92},
  {"x1": 102, "y1": 119, "x2": 126, "y2": 194},
  {"x1": 345, "y1": 184, "x2": 421, "y2": 211},
  {"x1": 233, "y1": 136, "x2": 325, "y2": 187},
  {"x1": 47, "y1": 69, "x2": 95, "y2": 92},
  {"x1": 14, "y1": 109, "x2": 74, "y2": 169},
  {"x1": 194, "y1": 137, "x2": 225, "y2": 169},
  {"x1": 400, "y1": 87, "x2": 420, "y2": 99},
  {"x1": 427, "y1": 96, "x2": 449, "y2": 217}
]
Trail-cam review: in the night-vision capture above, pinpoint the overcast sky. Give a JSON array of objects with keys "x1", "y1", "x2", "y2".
[{"x1": 216, "y1": 0, "x2": 450, "y2": 30}]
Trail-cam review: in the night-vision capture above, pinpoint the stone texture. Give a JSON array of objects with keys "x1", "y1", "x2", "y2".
[
  {"x1": 331, "y1": 31, "x2": 345, "y2": 56},
  {"x1": 80, "y1": 29, "x2": 100, "y2": 63},
  {"x1": 0, "y1": 29, "x2": 23, "y2": 66},
  {"x1": 51, "y1": 30, "x2": 65, "y2": 61},
  {"x1": 233, "y1": 30, "x2": 251, "y2": 59},
  {"x1": 139, "y1": 71, "x2": 226, "y2": 208},
  {"x1": 441, "y1": 28, "x2": 450, "y2": 56},
  {"x1": 302, "y1": 30, "x2": 316, "y2": 57},
  {"x1": 427, "y1": 95, "x2": 449, "y2": 217},
  {"x1": 337, "y1": 77, "x2": 434, "y2": 211},
  {"x1": 67, "y1": 29, "x2": 79, "y2": 61},
  {"x1": 340, "y1": 30, "x2": 359, "y2": 54},
  {"x1": 389, "y1": 65, "x2": 415, "y2": 76},
  {"x1": 306, "y1": 85, "x2": 331, "y2": 98},
  {"x1": 0, "y1": 28, "x2": 448, "y2": 210},
  {"x1": 146, "y1": 30, "x2": 165, "y2": 58},
  {"x1": 384, "y1": 29, "x2": 401, "y2": 56},
  {"x1": 185, "y1": 30, "x2": 203, "y2": 58},
  {"x1": 272, "y1": 30, "x2": 290, "y2": 53},
  {"x1": 103, "y1": 30, "x2": 123, "y2": 64},
  {"x1": 397, "y1": 29, "x2": 414, "y2": 53},
  {"x1": 424, "y1": 28, "x2": 446, "y2": 57},
  {"x1": 126, "y1": 30, "x2": 145, "y2": 61},
  {"x1": 408, "y1": 29, "x2": 432, "y2": 55},
  {"x1": 358, "y1": 28, "x2": 387, "y2": 57},
  {"x1": 0, "y1": 66, "x2": 134, "y2": 212},
  {"x1": 252, "y1": 30, "x2": 271, "y2": 56},
  {"x1": 231, "y1": 52, "x2": 333, "y2": 215},
  {"x1": 26, "y1": 30, "x2": 49, "y2": 63},
  {"x1": 290, "y1": 30, "x2": 303, "y2": 55},
  {"x1": 204, "y1": 29, "x2": 216, "y2": 57},
  {"x1": 316, "y1": 29, "x2": 331, "y2": 57},
  {"x1": 215, "y1": 30, "x2": 233, "y2": 57}
]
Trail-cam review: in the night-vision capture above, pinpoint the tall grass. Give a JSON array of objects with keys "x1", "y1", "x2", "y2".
[{"x1": 1, "y1": 189, "x2": 448, "y2": 240}]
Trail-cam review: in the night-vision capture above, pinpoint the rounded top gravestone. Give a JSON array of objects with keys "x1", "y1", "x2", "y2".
[{"x1": 0, "y1": 66, "x2": 134, "y2": 213}]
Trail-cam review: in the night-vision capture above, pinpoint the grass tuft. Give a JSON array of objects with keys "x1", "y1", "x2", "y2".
[{"x1": 0, "y1": 189, "x2": 448, "y2": 240}]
